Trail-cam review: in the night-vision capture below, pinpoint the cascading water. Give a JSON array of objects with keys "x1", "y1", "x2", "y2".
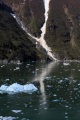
[
  {"x1": 11, "y1": 0, "x2": 57, "y2": 61},
  {"x1": 38, "y1": 0, "x2": 57, "y2": 60}
]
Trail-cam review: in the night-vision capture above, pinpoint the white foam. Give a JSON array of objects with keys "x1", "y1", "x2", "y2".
[{"x1": 0, "y1": 83, "x2": 38, "y2": 94}]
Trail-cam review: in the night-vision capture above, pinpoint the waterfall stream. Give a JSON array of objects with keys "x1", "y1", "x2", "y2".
[{"x1": 11, "y1": 0, "x2": 57, "y2": 61}]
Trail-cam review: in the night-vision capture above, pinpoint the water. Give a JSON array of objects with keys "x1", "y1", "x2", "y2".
[{"x1": 0, "y1": 61, "x2": 80, "y2": 120}]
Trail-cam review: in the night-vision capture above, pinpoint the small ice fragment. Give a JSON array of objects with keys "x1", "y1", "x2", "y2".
[
  {"x1": 63, "y1": 63, "x2": 70, "y2": 66},
  {"x1": 14, "y1": 67, "x2": 20, "y2": 71},
  {"x1": 12, "y1": 110, "x2": 22, "y2": 113},
  {"x1": 52, "y1": 99, "x2": 60, "y2": 102},
  {"x1": 46, "y1": 85, "x2": 52, "y2": 88},
  {"x1": 58, "y1": 80, "x2": 63, "y2": 83},
  {"x1": 65, "y1": 112, "x2": 68, "y2": 115},
  {"x1": 53, "y1": 94, "x2": 57, "y2": 96},
  {"x1": 65, "y1": 105, "x2": 69, "y2": 108},
  {"x1": 1, "y1": 65, "x2": 5, "y2": 68},
  {"x1": 5, "y1": 79, "x2": 9, "y2": 81}
]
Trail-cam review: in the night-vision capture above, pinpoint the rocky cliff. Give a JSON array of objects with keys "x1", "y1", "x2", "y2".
[
  {"x1": 46, "y1": 0, "x2": 80, "y2": 59},
  {"x1": 3, "y1": 0, "x2": 45, "y2": 37},
  {"x1": 1, "y1": 0, "x2": 80, "y2": 61},
  {"x1": 0, "y1": 1, "x2": 46, "y2": 61}
]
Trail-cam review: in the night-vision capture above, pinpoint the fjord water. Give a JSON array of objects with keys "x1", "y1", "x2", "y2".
[{"x1": 0, "y1": 61, "x2": 80, "y2": 120}]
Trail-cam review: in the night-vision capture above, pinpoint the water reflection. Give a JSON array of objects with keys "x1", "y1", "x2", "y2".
[
  {"x1": 0, "y1": 61, "x2": 80, "y2": 120},
  {"x1": 33, "y1": 62, "x2": 57, "y2": 109}
]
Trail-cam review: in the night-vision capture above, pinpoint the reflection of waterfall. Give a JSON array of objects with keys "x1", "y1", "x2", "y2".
[
  {"x1": 33, "y1": 62, "x2": 57, "y2": 108},
  {"x1": 10, "y1": 0, "x2": 57, "y2": 61}
]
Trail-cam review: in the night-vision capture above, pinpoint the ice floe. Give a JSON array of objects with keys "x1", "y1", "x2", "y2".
[
  {"x1": 63, "y1": 62, "x2": 70, "y2": 66},
  {"x1": 0, "y1": 83, "x2": 38, "y2": 94},
  {"x1": 0, "y1": 116, "x2": 17, "y2": 120},
  {"x1": 12, "y1": 110, "x2": 22, "y2": 113}
]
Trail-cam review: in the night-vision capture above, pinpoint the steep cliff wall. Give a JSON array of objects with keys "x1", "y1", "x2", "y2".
[
  {"x1": 1, "y1": 0, "x2": 80, "y2": 60},
  {"x1": 0, "y1": 1, "x2": 46, "y2": 61},
  {"x1": 3, "y1": 0, "x2": 45, "y2": 37},
  {"x1": 45, "y1": 0, "x2": 80, "y2": 59}
]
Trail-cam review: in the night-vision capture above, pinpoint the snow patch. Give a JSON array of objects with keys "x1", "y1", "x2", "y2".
[{"x1": 0, "y1": 83, "x2": 38, "y2": 94}]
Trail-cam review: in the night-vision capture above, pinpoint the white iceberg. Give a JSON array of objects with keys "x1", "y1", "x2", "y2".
[
  {"x1": 0, "y1": 83, "x2": 38, "y2": 94},
  {"x1": 6, "y1": 83, "x2": 24, "y2": 93},
  {"x1": 24, "y1": 84, "x2": 38, "y2": 91},
  {"x1": 0, "y1": 116, "x2": 17, "y2": 120},
  {"x1": 0, "y1": 85, "x2": 8, "y2": 91}
]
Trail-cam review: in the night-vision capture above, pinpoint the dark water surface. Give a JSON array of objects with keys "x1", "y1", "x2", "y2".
[{"x1": 0, "y1": 61, "x2": 80, "y2": 120}]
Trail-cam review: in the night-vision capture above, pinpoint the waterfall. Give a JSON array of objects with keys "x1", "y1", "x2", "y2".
[
  {"x1": 40, "y1": 0, "x2": 50, "y2": 40},
  {"x1": 38, "y1": 0, "x2": 57, "y2": 60},
  {"x1": 11, "y1": 0, "x2": 57, "y2": 61}
]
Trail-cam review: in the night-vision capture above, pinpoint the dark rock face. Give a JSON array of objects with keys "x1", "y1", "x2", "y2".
[
  {"x1": 0, "y1": 0, "x2": 13, "y2": 13},
  {"x1": 1, "y1": 0, "x2": 80, "y2": 60},
  {"x1": 0, "y1": 1, "x2": 46, "y2": 61},
  {"x1": 3, "y1": 0, "x2": 45, "y2": 37},
  {"x1": 45, "y1": 0, "x2": 80, "y2": 59}
]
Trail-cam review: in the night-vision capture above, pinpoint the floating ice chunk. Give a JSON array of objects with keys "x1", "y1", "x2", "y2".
[
  {"x1": 0, "y1": 116, "x2": 17, "y2": 120},
  {"x1": 12, "y1": 110, "x2": 22, "y2": 113},
  {"x1": 0, "y1": 85, "x2": 8, "y2": 91},
  {"x1": 5, "y1": 79, "x2": 9, "y2": 81},
  {"x1": 1, "y1": 65, "x2": 5, "y2": 68},
  {"x1": 14, "y1": 67, "x2": 20, "y2": 71},
  {"x1": 46, "y1": 85, "x2": 52, "y2": 88},
  {"x1": 52, "y1": 99, "x2": 60, "y2": 102},
  {"x1": 63, "y1": 63, "x2": 70, "y2": 66},
  {"x1": 6, "y1": 83, "x2": 24, "y2": 93},
  {"x1": 24, "y1": 84, "x2": 38, "y2": 92},
  {"x1": 17, "y1": 60, "x2": 22, "y2": 65},
  {"x1": 53, "y1": 94, "x2": 57, "y2": 97},
  {"x1": 0, "y1": 83, "x2": 38, "y2": 94}
]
